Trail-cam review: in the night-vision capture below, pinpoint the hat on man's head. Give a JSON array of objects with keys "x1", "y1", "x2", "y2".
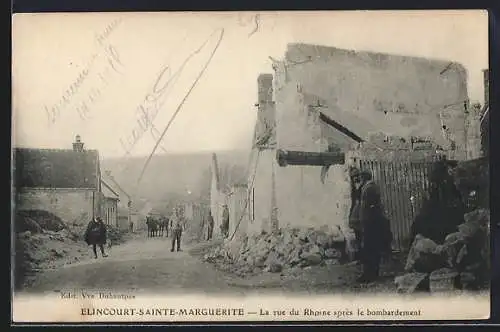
[{"x1": 349, "y1": 166, "x2": 361, "y2": 178}]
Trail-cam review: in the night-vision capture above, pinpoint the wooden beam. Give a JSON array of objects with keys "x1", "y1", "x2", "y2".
[
  {"x1": 318, "y1": 112, "x2": 364, "y2": 143},
  {"x1": 277, "y1": 149, "x2": 346, "y2": 167}
]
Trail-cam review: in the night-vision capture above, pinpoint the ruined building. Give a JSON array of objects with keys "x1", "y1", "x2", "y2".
[{"x1": 233, "y1": 44, "x2": 471, "y2": 249}]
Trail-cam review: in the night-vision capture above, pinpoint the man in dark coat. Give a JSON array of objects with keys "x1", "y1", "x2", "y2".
[
  {"x1": 84, "y1": 217, "x2": 108, "y2": 259},
  {"x1": 409, "y1": 160, "x2": 465, "y2": 246},
  {"x1": 348, "y1": 167, "x2": 363, "y2": 261},
  {"x1": 357, "y1": 170, "x2": 392, "y2": 283},
  {"x1": 207, "y1": 213, "x2": 214, "y2": 240},
  {"x1": 171, "y1": 209, "x2": 184, "y2": 252}
]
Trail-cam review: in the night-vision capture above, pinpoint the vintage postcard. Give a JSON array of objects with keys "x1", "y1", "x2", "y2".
[{"x1": 11, "y1": 10, "x2": 490, "y2": 323}]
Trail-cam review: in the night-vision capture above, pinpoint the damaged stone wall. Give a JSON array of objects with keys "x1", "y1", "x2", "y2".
[
  {"x1": 16, "y1": 188, "x2": 95, "y2": 225},
  {"x1": 274, "y1": 43, "x2": 469, "y2": 158},
  {"x1": 247, "y1": 149, "x2": 275, "y2": 236},
  {"x1": 228, "y1": 184, "x2": 249, "y2": 239},
  {"x1": 246, "y1": 71, "x2": 353, "y2": 236}
]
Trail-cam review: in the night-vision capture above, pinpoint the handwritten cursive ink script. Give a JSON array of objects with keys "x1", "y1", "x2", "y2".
[
  {"x1": 119, "y1": 28, "x2": 225, "y2": 160},
  {"x1": 95, "y1": 17, "x2": 124, "y2": 48},
  {"x1": 74, "y1": 44, "x2": 124, "y2": 121},
  {"x1": 44, "y1": 17, "x2": 124, "y2": 125}
]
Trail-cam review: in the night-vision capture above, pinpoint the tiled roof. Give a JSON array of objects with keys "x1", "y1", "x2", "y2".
[{"x1": 14, "y1": 148, "x2": 100, "y2": 189}]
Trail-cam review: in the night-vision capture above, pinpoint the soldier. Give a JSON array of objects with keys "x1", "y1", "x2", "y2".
[
  {"x1": 171, "y1": 209, "x2": 184, "y2": 252},
  {"x1": 357, "y1": 170, "x2": 392, "y2": 283},
  {"x1": 207, "y1": 212, "x2": 214, "y2": 240},
  {"x1": 84, "y1": 217, "x2": 108, "y2": 259}
]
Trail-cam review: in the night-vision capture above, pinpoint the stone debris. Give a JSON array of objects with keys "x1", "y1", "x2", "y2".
[
  {"x1": 404, "y1": 234, "x2": 443, "y2": 273},
  {"x1": 394, "y1": 272, "x2": 429, "y2": 294},
  {"x1": 14, "y1": 210, "x2": 129, "y2": 290},
  {"x1": 395, "y1": 208, "x2": 490, "y2": 293},
  {"x1": 201, "y1": 226, "x2": 347, "y2": 276}
]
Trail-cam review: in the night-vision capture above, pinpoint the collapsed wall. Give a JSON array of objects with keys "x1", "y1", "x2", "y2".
[{"x1": 274, "y1": 43, "x2": 469, "y2": 158}]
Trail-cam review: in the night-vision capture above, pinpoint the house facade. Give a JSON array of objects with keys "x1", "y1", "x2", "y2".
[
  {"x1": 14, "y1": 135, "x2": 120, "y2": 226},
  {"x1": 239, "y1": 43, "x2": 472, "y2": 240},
  {"x1": 101, "y1": 178, "x2": 120, "y2": 227}
]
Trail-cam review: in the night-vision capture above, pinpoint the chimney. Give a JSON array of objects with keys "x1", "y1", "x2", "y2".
[
  {"x1": 483, "y1": 69, "x2": 490, "y2": 106},
  {"x1": 73, "y1": 134, "x2": 85, "y2": 152},
  {"x1": 254, "y1": 73, "x2": 276, "y2": 149}
]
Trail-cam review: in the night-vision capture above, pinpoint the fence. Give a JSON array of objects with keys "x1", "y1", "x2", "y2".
[{"x1": 358, "y1": 158, "x2": 441, "y2": 252}]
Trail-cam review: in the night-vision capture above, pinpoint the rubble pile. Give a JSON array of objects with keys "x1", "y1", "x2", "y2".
[
  {"x1": 202, "y1": 226, "x2": 348, "y2": 276},
  {"x1": 14, "y1": 210, "x2": 129, "y2": 290},
  {"x1": 395, "y1": 208, "x2": 490, "y2": 294}
]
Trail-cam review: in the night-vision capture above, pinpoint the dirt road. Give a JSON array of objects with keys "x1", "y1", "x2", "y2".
[
  {"x1": 17, "y1": 234, "x2": 400, "y2": 296},
  {"x1": 18, "y1": 235, "x2": 252, "y2": 295}
]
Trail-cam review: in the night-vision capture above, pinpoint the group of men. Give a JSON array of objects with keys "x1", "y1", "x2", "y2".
[
  {"x1": 149, "y1": 209, "x2": 185, "y2": 252},
  {"x1": 205, "y1": 204, "x2": 230, "y2": 241},
  {"x1": 83, "y1": 170, "x2": 390, "y2": 283},
  {"x1": 83, "y1": 208, "x2": 186, "y2": 259}
]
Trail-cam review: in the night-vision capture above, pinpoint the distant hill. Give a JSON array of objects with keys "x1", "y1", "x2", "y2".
[{"x1": 100, "y1": 150, "x2": 250, "y2": 212}]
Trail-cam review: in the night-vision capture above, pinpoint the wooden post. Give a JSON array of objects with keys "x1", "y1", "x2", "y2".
[{"x1": 276, "y1": 149, "x2": 345, "y2": 167}]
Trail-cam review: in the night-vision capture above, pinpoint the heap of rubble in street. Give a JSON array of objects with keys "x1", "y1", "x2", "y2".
[
  {"x1": 395, "y1": 208, "x2": 490, "y2": 294},
  {"x1": 201, "y1": 226, "x2": 348, "y2": 277}
]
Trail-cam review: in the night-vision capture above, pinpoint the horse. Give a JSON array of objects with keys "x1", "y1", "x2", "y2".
[
  {"x1": 146, "y1": 217, "x2": 159, "y2": 238},
  {"x1": 157, "y1": 217, "x2": 170, "y2": 237}
]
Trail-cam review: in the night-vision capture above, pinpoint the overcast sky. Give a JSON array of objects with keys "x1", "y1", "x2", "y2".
[{"x1": 12, "y1": 10, "x2": 488, "y2": 159}]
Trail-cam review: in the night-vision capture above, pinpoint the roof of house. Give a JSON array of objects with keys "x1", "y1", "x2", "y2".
[
  {"x1": 101, "y1": 179, "x2": 120, "y2": 200},
  {"x1": 14, "y1": 148, "x2": 100, "y2": 189}
]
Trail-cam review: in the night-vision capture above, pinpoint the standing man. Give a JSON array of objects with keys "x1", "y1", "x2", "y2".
[
  {"x1": 84, "y1": 217, "x2": 108, "y2": 259},
  {"x1": 221, "y1": 204, "x2": 230, "y2": 239},
  {"x1": 357, "y1": 170, "x2": 392, "y2": 283},
  {"x1": 207, "y1": 212, "x2": 214, "y2": 241},
  {"x1": 348, "y1": 167, "x2": 363, "y2": 262},
  {"x1": 171, "y1": 209, "x2": 184, "y2": 252}
]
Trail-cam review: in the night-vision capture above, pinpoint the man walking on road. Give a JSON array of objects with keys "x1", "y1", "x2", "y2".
[
  {"x1": 171, "y1": 209, "x2": 184, "y2": 252},
  {"x1": 356, "y1": 170, "x2": 392, "y2": 283},
  {"x1": 84, "y1": 217, "x2": 109, "y2": 259}
]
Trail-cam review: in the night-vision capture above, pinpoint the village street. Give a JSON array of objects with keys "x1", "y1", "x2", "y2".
[
  {"x1": 19, "y1": 235, "x2": 246, "y2": 295},
  {"x1": 17, "y1": 233, "x2": 399, "y2": 296}
]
